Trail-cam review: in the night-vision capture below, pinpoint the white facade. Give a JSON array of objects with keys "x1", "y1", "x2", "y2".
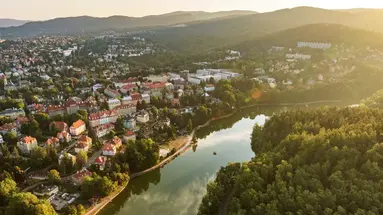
[
  {"x1": 107, "y1": 98, "x2": 121, "y2": 110},
  {"x1": 0, "y1": 134, "x2": 3, "y2": 144},
  {"x1": 141, "y1": 94, "x2": 151, "y2": 104},
  {"x1": 17, "y1": 137, "x2": 38, "y2": 154},
  {"x1": 297, "y1": 42, "x2": 332, "y2": 50},
  {"x1": 286, "y1": 53, "x2": 312, "y2": 60},
  {"x1": 137, "y1": 111, "x2": 150, "y2": 123}
]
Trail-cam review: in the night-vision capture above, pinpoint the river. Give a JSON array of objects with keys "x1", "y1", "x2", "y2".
[{"x1": 99, "y1": 103, "x2": 351, "y2": 215}]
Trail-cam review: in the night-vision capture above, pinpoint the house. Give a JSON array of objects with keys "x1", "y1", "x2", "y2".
[
  {"x1": 171, "y1": 98, "x2": 181, "y2": 107},
  {"x1": 50, "y1": 121, "x2": 68, "y2": 132},
  {"x1": 204, "y1": 84, "x2": 215, "y2": 92},
  {"x1": 141, "y1": 93, "x2": 151, "y2": 104},
  {"x1": 104, "y1": 87, "x2": 121, "y2": 98},
  {"x1": 72, "y1": 169, "x2": 92, "y2": 185},
  {"x1": 33, "y1": 185, "x2": 59, "y2": 197},
  {"x1": 46, "y1": 137, "x2": 60, "y2": 148},
  {"x1": 0, "y1": 123, "x2": 19, "y2": 136},
  {"x1": 17, "y1": 136, "x2": 38, "y2": 154},
  {"x1": 114, "y1": 104, "x2": 136, "y2": 116},
  {"x1": 58, "y1": 153, "x2": 76, "y2": 165},
  {"x1": 93, "y1": 123, "x2": 115, "y2": 138},
  {"x1": 123, "y1": 130, "x2": 136, "y2": 143},
  {"x1": 95, "y1": 156, "x2": 107, "y2": 170},
  {"x1": 75, "y1": 135, "x2": 92, "y2": 154},
  {"x1": 123, "y1": 116, "x2": 136, "y2": 129},
  {"x1": 107, "y1": 98, "x2": 121, "y2": 110},
  {"x1": 0, "y1": 108, "x2": 25, "y2": 119},
  {"x1": 57, "y1": 131, "x2": 71, "y2": 143},
  {"x1": 119, "y1": 84, "x2": 138, "y2": 94},
  {"x1": 88, "y1": 110, "x2": 118, "y2": 127},
  {"x1": 70, "y1": 120, "x2": 86, "y2": 136},
  {"x1": 103, "y1": 143, "x2": 117, "y2": 156},
  {"x1": 136, "y1": 110, "x2": 150, "y2": 123},
  {"x1": 111, "y1": 136, "x2": 122, "y2": 149}
]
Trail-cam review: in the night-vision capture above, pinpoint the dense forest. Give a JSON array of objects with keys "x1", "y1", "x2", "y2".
[{"x1": 199, "y1": 107, "x2": 383, "y2": 214}]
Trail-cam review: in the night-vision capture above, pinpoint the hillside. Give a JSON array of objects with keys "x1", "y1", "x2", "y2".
[
  {"x1": 199, "y1": 107, "x2": 383, "y2": 215},
  {"x1": 0, "y1": 11, "x2": 257, "y2": 38},
  {"x1": 237, "y1": 24, "x2": 383, "y2": 52},
  {"x1": 140, "y1": 7, "x2": 383, "y2": 51},
  {"x1": 0, "y1": 19, "x2": 29, "y2": 28}
]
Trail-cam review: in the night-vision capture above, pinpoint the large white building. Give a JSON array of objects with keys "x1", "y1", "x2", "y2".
[
  {"x1": 107, "y1": 98, "x2": 121, "y2": 110},
  {"x1": 17, "y1": 136, "x2": 38, "y2": 154},
  {"x1": 286, "y1": 53, "x2": 312, "y2": 60},
  {"x1": 188, "y1": 69, "x2": 240, "y2": 85},
  {"x1": 297, "y1": 42, "x2": 332, "y2": 50}
]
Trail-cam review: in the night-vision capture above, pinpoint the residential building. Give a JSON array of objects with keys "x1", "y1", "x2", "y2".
[
  {"x1": 107, "y1": 98, "x2": 121, "y2": 110},
  {"x1": 57, "y1": 131, "x2": 71, "y2": 143},
  {"x1": 137, "y1": 110, "x2": 150, "y2": 123},
  {"x1": 72, "y1": 169, "x2": 92, "y2": 185},
  {"x1": 104, "y1": 87, "x2": 121, "y2": 98},
  {"x1": 95, "y1": 156, "x2": 107, "y2": 171},
  {"x1": 103, "y1": 143, "x2": 117, "y2": 156},
  {"x1": 0, "y1": 123, "x2": 19, "y2": 136},
  {"x1": 110, "y1": 136, "x2": 122, "y2": 149},
  {"x1": 123, "y1": 130, "x2": 136, "y2": 143},
  {"x1": 17, "y1": 136, "x2": 38, "y2": 154},
  {"x1": 0, "y1": 108, "x2": 25, "y2": 119},
  {"x1": 47, "y1": 97, "x2": 96, "y2": 117},
  {"x1": 93, "y1": 123, "x2": 115, "y2": 138},
  {"x1": 50, "y1": 121, "x2": 68, "y2": 132},
  {"x1": 297, "y1": 42, "x2": 332, "y2": 49},
  {"x1": 33, "y1": 185, "x2": 59, "y2": 197},
  {"x1": 58, "y1": 153, "x2": 76, "y2": 165},
  {"x1": 74, "y1": 135, "x2": 92, "y2": 154},
  {"x1": 70, "y1": 120, "x2": 86, "y2": 136},
  {"x1": 286, "y1": 53, "x2": 312, "y2": 60},
  {"x1": 141, "y1": 93, "x2": 151, "y2": 104},
  {"x1": 204, "y1": 84, "x2": 215, "y2": 92},
  {"x1": 114, "y1": 104, "x2": 136, "y2": 116},
  {"x1": 88, "y1": 110, "x2": 118, "y2": 127},
  {"x1": 123, "y1": 116, "x2": 136, "y2": 129},
  {"x1": 46, "y1": 137, "x2": 60, "y2": 148},
  {"x1": 120, "y1": 83, "x2": 138, "y2": 94}
]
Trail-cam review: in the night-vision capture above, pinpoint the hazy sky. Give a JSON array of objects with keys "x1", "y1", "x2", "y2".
[{"x1": 2, "y1": 0, "x2": 383, "y2": 20}]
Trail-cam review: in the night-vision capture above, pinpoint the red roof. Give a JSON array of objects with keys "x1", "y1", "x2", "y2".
[
  {"x1": 144, "y1": 82, "x2": 166, "y2": 89},
  {"x1": 125, "y1": 130, "x2": 135, "y2": 136},
  {"x1": 78, "y1": 135, "x2": 92, "y2": 144},
  {"x1": 47, "y1": 105, "x2": 65, "y2": 112},
  {"x1": 89, "y1": 110, "x2": 118, "y2": 120},
  {"x1": 46, "y1": 137, "x2": 59, "y2": 145},
  {"x1": 130, "y1": 92, "x2": 141, "y2": 100},
  {"x1": 95, "y1": 156, "x2": 106, "y2": 164},
  {"x1": 51, "y1": 121, "x2": 68, "y2": 131},
  {"x1": 22, "y1": 136, "x2": 37, "y2": 144},
  {"x1": 103, "y1": 143, "x2": 116, "y2": 152},
  {"x1": 72, "y1": 169, "x2": 92, "y2": 183},
  {"x1": 121, "y1": 84, "x2": 136, "y2": 90}
]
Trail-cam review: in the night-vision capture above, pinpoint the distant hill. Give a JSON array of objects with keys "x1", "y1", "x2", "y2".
[
  {"x1": 0, "y1": 19, "x2": 29, "y2": 28},
  {"x1": 237, "y1": 24, "x2": 383, "y2": 52},
  {"x1": 336, "y1": 8, "x2": 383, "y2": 13},
  {"x1": 0, "y1": 10, "x2": 257, "y2": 38},
  {"x1": 140, "y1": 7, "x2": 383, "y2": 51}
]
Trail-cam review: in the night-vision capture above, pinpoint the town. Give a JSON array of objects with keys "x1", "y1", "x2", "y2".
[{"x1": 1, "y1": 29, "x2": 383, "y2": 215}]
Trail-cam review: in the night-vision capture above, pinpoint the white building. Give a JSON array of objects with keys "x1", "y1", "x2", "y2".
[
  {"x1": 137, "y1": 110, "x2": 150, "y2": 123},
  {"x1": 107, "y1": 98, "x2": 121, "y2": 110},
  {"x1": 286, "y1": 53, "x2": 312, "y2": 60},
  {"x1": 17, "y1": 136, "x2": 38, "y2": 154},
  {"x1": 103, "y1": 143, "x2": 117, "y2": 156},
  {"x1": 69, "y1": 120, "x2": 86, "y2": 136},
  {"x1": 0, "y1": 134, "x2": 3, "y2": 144},
  {"x1": 141, "y1": 94, "x2": 150, "y2": 104},
  {"x1": 188, "y1": 69, "x2": 240, "y2": 85},
  {"x1": 297, "y1": 42, "x2": 332, "y2": 50}
]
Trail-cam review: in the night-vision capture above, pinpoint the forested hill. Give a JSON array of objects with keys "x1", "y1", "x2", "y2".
[
  {"x1": 141, "y1": 7, "x2": 383, "y2": 51},
  {"x1": 237, "y1": 24, "x2": 383, "y2": 52},
  {"x1": 0, "y1": 10, "x2": 257, "y2": 38},
  {"x1": 198, "y1": 107, "x2": 383, "y2": 214}
]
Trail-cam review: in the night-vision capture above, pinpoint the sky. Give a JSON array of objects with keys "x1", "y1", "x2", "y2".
[{"x1": 2, "y1": 0, "x2": 383, "y2": 20}]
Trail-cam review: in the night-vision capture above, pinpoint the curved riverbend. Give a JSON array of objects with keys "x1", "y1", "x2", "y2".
[{"x1": 98, "y1": 102, "x2": 354, "y2": 215}]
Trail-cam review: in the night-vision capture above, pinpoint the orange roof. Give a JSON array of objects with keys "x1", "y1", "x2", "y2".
[
  {"x1": 52, "y1": 121, "x2": 68, "y2": 131},
  {"x1": 46, "y1": 137, "x2": 59, "y2": 145},
  {"x1": 71, "y1": 120, "x2": 85, "y2": 129},
  {"x1": 72, "y1": 169, "x2": 92, "y2": 182},
  {"x1": 78, "y1": 135, "x2": 92, "y2": 143},
  {"x1": 23, "y1": 136, "x2": 37, "y2": 144},
  {"x1": 76, "y1": 141, "x2": 89, "y2": 149},
  {"x1": 103, "y1": 143, "x2": 116, "y2": 152},
  {"x1": 57, "y1": 131, "x2": 70, "y2": 138}
]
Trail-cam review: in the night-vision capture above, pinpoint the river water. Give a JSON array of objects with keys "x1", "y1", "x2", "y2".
[{"x1": 99, "y1": 104, "x2": 351, "y2": 215}]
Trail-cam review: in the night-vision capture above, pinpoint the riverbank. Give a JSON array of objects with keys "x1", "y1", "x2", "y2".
[{"x1": 85, "y1": 99, "x2": 346, "y2": 215}]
